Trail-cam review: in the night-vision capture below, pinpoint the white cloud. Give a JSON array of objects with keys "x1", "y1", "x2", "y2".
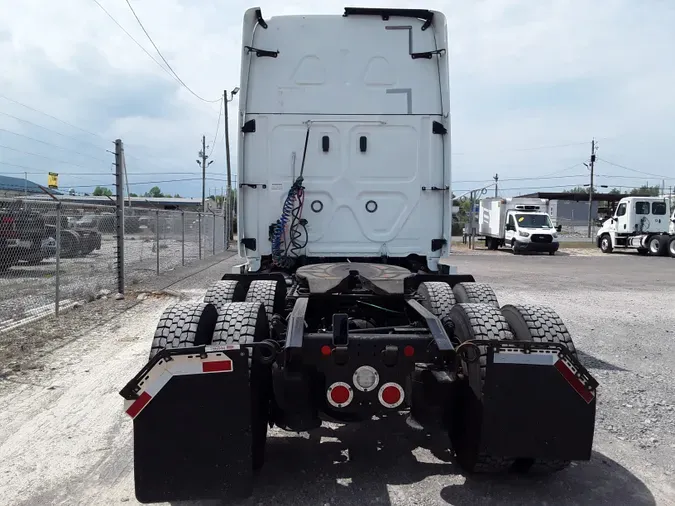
[{"x1": 0, "y1": 0, "x2": 673, "y2": 197}]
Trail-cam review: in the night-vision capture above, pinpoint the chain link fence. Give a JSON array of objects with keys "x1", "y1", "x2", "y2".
[
  {"x1": 0, "y1": 196, "x2": 229, "y2": 330},
  {"x1": 123, "y1": 207, "x2": 226, "y2": 287},
  {"x1": 0, "y1": 197, "x2": 118, "y2": 329}
]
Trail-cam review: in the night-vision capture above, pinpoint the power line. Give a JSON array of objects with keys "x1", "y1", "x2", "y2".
[
  {"x1": 122, "y1": 0, "x2": 221, "y2": 104},
  {"x1": 596, "y1": 173, "x2": 675, "y2": 181},
  {"x1": 65, "y1": 175, "x2": 229, "y2": 189},
  {"x1": 0, "y1": 144, "x2": 105, "y2": 171},
  {"x1": 0, "y1": 111, "x2": 108, "y2": 152},
  {"x1": 453, "y1": 174, "x2": 588, "y2": 184},
  {"x1": 0, "y1": 128, "x2": 109, "y2": 163},
  {"x1": 90, "y1": 0, "x2": 182, "y2": 86},
  {"x1": 453, "y1": 139, "x2": 615, "y2": 156},
  {"x1": 596, "y1": 157, "x2": 671, "y2": 180},
  {"x1": 0, "y1": 94, "x2": 109, "y2": 143},
  {"x1": 208, "y1": 99, "x2": 224, "y2": 158}
]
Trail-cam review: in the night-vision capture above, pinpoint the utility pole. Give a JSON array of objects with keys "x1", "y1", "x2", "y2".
[
  {"x1": 493, "y1": 173, "x2": 499, "y2": 197},
  {"x1": 114, "y1": 139, "x2": 125, "y2": 295},
  {"x1": 587, "y1": 139, "x2": 597, "y2": 238},
  {"x1": 224, "y1": 87, "x2": 239, "y2": 243},
  {"x1": 196, "y1": 135, "x2": 214, "y2": 212}
]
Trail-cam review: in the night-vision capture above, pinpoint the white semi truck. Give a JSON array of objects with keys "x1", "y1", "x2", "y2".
[
  {"x1": 596, "y1": 196, "x2": 675, "y2": 257},
  {"x1": 479, "y1": 197, "x2": 560, "y2": 254},
  {"x1": 119, "y1": 8, "x2": 598, "y2": 503}
]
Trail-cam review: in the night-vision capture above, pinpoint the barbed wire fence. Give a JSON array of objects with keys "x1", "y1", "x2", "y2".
[{"x1": 0, "y1": 139, "x2": 234, "y2": 331}]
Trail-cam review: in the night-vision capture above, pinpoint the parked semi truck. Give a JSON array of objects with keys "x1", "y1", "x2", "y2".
[
  {"x1": 597, "y1": 195, "x2": 675, "y2": 257},
  {"x1": 119, "y1": 7, "x2": 597, "y2": 503},
  {"x1": 479, "y1": 197, "x2": 560, "y2": 254}
]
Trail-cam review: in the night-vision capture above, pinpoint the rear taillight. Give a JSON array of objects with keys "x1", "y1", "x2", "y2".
[{"x1": 0, "y1": 216, "x2": 17, "y2": 238}]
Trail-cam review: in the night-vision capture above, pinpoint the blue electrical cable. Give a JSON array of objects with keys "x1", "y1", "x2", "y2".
[
  {"x1": 272, "y1": 177, "x2": 304, "y2": 267},
  {"x1": 272, "y1": 125, "x2": 311, "y2": 268}
]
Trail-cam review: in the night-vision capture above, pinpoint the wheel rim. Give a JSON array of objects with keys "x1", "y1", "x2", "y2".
[
  {"x1": 602, "y1": 238, "x2": 609, "y2": 250},
  {"x1": 650, "y1": 239, "x2": 659, "y2": 253},
  {"x1": 670, "y1": 241, "x2": 675, "y2": 256}
]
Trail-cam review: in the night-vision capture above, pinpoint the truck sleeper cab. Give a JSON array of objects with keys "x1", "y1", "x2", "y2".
[{"x1": 235, "y1": 6, "x2": 452, "y2": 274}]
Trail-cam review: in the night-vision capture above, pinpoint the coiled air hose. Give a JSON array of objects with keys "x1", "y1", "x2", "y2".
[{"x1": 272, "y1": 125, "x2": 311, "y2": 268}]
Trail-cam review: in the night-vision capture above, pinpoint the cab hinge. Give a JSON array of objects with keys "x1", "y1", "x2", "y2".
[
  {"x1": 432, "y1": 121, "x2": 447, "y2": 135},
  {"x1": 431, "y1": 239, "x2": 446, "y2": 252},
  {"x1": 242, "y1": 119, "x2": 256, "y2": 133},
  {"x1": 241, "y1": 238, "x2": 257, "y2": 251}
]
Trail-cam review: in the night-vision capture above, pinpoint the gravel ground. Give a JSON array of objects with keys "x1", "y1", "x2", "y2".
[{"x1": 1, "y1": 250, "x2": 674, "y2": 505}]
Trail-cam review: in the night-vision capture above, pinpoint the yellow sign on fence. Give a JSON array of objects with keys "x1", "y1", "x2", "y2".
[{"x1": 48, "y1": 172, "x2": 59, "y2": 189}]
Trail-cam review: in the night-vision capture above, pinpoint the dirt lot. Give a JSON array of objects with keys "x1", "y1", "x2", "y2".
[{"x1": 1, "y1": 249, "x2": 674, "y2": 505}]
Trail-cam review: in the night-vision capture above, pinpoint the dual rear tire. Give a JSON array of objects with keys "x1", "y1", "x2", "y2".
[
  {"x1": 418, "y1": 281, "x2": 576, "y2": 475},
  {"x1": 151, "y1": 278, "x2": 282, "y2": 471}
]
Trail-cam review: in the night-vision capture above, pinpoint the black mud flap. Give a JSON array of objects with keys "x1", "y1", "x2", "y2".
[
  {"x1": 480, "y1": 342, "x2": 597, "y2": 461},
  {"x1": 120, "y1": 346, "x2": 252, "y2": 503}
]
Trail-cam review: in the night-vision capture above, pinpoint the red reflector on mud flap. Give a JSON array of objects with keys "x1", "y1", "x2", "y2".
[
  {"x1": 555, "y1": 359, "x2": 594, "y2": 404},
  {"x1": 202, "y1": 360, "x2": 233, "y2": 373},
  {"x1": 126, "y1": 391, "x2": 152, "y2": 419}
]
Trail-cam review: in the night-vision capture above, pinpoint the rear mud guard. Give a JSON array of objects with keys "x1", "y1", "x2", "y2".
[
  {"x1": 120, "y1": 345, "x2": 253, "y2": 503},
  {"x1": 472, "y1": 342, "x2": 597, "y2": 461}
]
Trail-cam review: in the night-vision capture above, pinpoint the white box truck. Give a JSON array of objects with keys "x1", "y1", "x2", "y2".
[
  {"x1": 479, "y1": 197, "x2": 560, "y2": 254},
  {"x1": 596, "y1": 196, "x2": 675, "y2": 256}
]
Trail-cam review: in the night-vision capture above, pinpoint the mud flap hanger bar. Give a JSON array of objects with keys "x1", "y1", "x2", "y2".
[
  {"x1": 487, "y1": 340, "x2": 599, "y2": 390},
  {"x1": 119, "y1": 343, "x2": 279, "y2": 401},
  {"x1": 406, "y1": 298, "x2": 455, "y2": 356}
]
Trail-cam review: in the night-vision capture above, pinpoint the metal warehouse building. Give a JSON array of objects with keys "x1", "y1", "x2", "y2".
[
  {"x1": 518, "y1": 192, "x2": 624, "y2": 227},
  {"x1": 0, "y1": 175, "x2": 61, "y2": 198}
]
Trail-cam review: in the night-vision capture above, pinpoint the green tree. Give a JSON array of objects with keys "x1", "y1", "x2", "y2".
[
  {"x1": 129, "y1": 192, "x2": 138, "y2": 197},
  {"x1": 93, "y1": 186, "x2": 113, "y2": 196},
  {"x1": 629, "y1": 185, "x2": 660, "y2": 197},
  {"x1": 563, "y1": 186, "x2": 589, "y2": 194},
  {"x1": 144, "y1": 186, "x2": 164, "y2": 198},
  {"x1": 173, "y1": 193, "x2": 182, "y2": 198},
  {"x1": 609, "y1": 188, "x2": 623, "y2": 195}
]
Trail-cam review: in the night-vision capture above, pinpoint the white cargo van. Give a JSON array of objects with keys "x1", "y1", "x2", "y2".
[
  {"x1": 235, "y1": 7, "x2": 451, "y2": 273},
  {"x1": 479, "y1": 197, "x2": 560, "y2": 255}
]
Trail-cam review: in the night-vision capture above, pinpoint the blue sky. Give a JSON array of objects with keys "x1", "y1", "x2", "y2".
[{"x1": 1, "y1": 0, "x2": 674, "y2": 198}]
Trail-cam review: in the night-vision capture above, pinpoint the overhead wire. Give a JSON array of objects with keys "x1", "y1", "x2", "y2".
[
  {"x1": 0, "y1": 111, "x2": 108, "y2": 152},
  {"x1": 208, "y1": 99, "x2": 224, "y2": 158},
  {"x1": 596, "y1": 157, "x2": 671, "y2": 180},
  {"x1": 452, "y1": 138, "x2": 615, "y2": 156},
  {"x1": 0, "y1": 94, "x2": 110, "y2": 142},
  {"x1": 0, "y1": 128, "x2": 108, "y2": 162},
  {"x1": 0, "y1": 144, "x2": 105, "y2": 171},
  {"x1": 64, "y1": 175, "x2": 229, "y2": 189},
  {"x1": 453, "y1": 174, "x2": 588, "y2": 184},
  {"x1": 90, "y1": 0, "x2": 181, "y2": 86},
  {"x1": 122, "y1": 0, "x2": 221, "y2": 104}
]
